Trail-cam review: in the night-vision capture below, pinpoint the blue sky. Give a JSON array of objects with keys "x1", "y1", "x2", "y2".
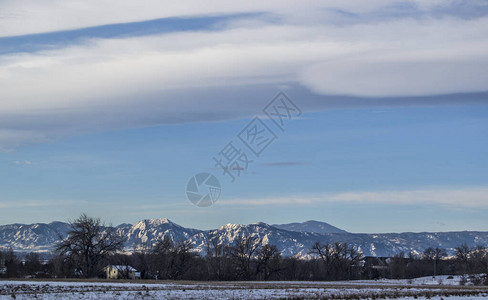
[{"x1": 0, "y1": 1, "x2": 487, "y2": 232}]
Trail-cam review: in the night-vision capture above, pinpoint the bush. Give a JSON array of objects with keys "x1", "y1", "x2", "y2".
[
  {"x1": 459, "y1": 275, "x2": 467, "y2": 286},
  {"x1": 469, "y1": 275, "x2": 482, "y2": 286}
]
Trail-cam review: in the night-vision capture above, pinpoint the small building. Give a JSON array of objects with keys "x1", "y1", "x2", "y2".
[
  {"x1": 362, "y1": 256, "x2": 390, "y2": 279},
  {"x1": 104, "y1": 265, "x2": 140, "y2": 280}
]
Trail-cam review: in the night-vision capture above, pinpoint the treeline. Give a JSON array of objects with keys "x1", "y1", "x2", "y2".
[
  {"x1": 1, "y1": 214, "x2": 488, "y2": 282},
  {"x1": 386, "y1": 245, "x2": 488, "y2": 280}
]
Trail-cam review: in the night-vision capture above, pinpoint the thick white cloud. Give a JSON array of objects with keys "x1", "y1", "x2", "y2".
[{"x1": 1, "y1": 1, "x2": 488, "y2": 149}]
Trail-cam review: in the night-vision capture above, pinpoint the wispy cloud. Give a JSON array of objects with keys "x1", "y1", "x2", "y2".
[
  {"x1": 260, "y1": 161, "x2": 307, "y2": 167},
  {"x1": 0, "y1": 199, "x2": 87, "y2": 209},
  {"x1": 11, "y1": 160, "x2": 32, "y2": 165},
  {"x1": 2, "y1": 0, "x2": 485, "y2": 37},
  {"x1": 219, "y1": 186, "x2": 488, "y2": 208}
]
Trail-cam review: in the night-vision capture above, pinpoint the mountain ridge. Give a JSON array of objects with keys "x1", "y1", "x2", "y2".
[
  {"x1": 1, "y1": 219, "x2": 487, "y2": 257},
  {"x1": 273, "y1": 220, "x2": 348, "y2": 234}
]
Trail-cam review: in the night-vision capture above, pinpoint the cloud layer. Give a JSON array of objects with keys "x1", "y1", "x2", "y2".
[{"x1": 1, "y1": 1, "x2": 488, "y2": 149}]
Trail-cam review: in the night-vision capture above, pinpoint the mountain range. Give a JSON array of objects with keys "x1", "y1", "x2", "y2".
[{"x1": 1, "y1": 219, "x2": 487, "y2": 257}]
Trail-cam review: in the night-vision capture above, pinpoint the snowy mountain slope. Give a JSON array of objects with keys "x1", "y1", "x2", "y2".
[
  {"x1": 1, "y1": 219, "x2": 487, "y2": 257},
  {"x1": 189, "y1": 222, "x2": 323, "y2": 257},
  {"x1": 0, "y1": 218, "x2": 201, "y2": 253},
  {"x1": 189, "y1": 223, "x2": 488, "y2": 257},
  {"x1": 273, "y1": 220, "x2": 348, "y2": 234},
  {"x1": 0, "y1": 221, "x2": 70, "y2": 252},
  {"x1": 117, "y1": 218, "x2": 202, "y2": 250}
]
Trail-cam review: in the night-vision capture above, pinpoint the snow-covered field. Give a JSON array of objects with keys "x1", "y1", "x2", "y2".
[{"x1": 1, "y1": 276, "x2": 487, "y2": 299}]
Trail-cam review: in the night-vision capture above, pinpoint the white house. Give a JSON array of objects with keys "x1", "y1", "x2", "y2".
[{"x1": 104, "y1": 265, "x2": 141, "y2": 280}]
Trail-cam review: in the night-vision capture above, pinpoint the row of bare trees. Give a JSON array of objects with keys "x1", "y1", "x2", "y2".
[
  {"x1": 126, "y1": 235, "x2": 281, "y2": 280},
  {"x1": 2, "y1": 242, "x2": 488, "y2": 281},
  {"x1": 385, "y1": 245, "x2": 488, "y2": 281},
  {"x1": 309, "y1": 241, "x2": 364, "y2": 280}
]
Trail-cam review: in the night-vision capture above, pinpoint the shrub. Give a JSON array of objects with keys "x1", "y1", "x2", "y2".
[
  {"x1": 459, "y1": 275, "x2": 467, "y2": 286},
  {"x1": 470, "y1": 275, "x2": 482, "y2": 286}
]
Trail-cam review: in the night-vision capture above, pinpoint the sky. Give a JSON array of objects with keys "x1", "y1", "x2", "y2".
[{"x1": 0, "y1": 0, "x2": 487, "y2": 233}]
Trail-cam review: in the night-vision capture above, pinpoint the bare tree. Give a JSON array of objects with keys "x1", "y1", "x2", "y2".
[
  {"x1": 0, "y1": 248, "x2": 19, "y2": 278},
  {"x1": 56, "y1": 214, "x2": 126, "y2": 278},
  {"x1": 423, "y1": 247, "x2": 446, "y2": 277},
  {"x1": 169, "y1": 241, "x2": 196, "y2": 279},
  {"x1": 256, "y1": 244, "x2": 281, "y2": 280},
  {"x1": 151, "y1": 237, "x2": 197, "y2": 280},
  {"x1": 151, "y1": 236, "x2": 174, "y2": 279},
  {"x1": 309, "y1": 242, "x2": 333, "y2": 278},
  {"x1": 455, "y1": 243, "x2": 471, "y2": 275},
  {"x1": 346, "y1": 243, "x2": 364, "y2": 280},
  {"x1": 230, "y1": 236, "x2": 260, "y2": 280},
  {"x1": 23, "y1": 252, "x2": 42, "y2": 277},
  {"x1": 310, "y1": 241, "x2": 363, "y2": 280},
  {"x1": 205, "y1": 232, "x2": 226, "y2": 280}
]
